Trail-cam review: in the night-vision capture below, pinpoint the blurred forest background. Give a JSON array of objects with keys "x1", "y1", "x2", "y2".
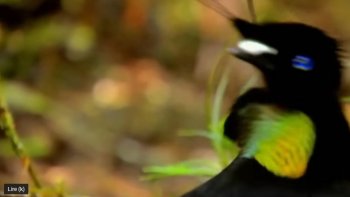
[{"x1": 2, "y1": 0, "x2": 350, "y2": 196}]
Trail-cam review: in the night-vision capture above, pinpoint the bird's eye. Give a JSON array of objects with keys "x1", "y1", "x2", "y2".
[{"x1": 292, "y1": 55, "x2": 314, "y2": 71}]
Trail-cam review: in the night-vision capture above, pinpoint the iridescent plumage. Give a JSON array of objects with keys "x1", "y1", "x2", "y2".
[{"x1": 238, "y1": 105, "x2": 315, "y2": 178}]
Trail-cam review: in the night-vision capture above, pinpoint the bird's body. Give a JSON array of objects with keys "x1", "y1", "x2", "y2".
[{"x1": 181, "y1": 18, "x2": 350, "y2": 197}]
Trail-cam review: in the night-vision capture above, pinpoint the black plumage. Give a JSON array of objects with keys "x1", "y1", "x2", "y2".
[{"x1": 181, "y1": 18, "x2": 350, "y2": 197}]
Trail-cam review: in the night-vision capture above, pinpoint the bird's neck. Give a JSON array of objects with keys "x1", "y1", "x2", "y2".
[{"x1": 269, "y1": 89, "x2": 341, "y2": 111}]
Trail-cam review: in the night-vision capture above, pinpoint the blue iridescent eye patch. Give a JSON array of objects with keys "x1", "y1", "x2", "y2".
[{"x1": 292, "y1": 55, "x2": 314, "y2": 71}]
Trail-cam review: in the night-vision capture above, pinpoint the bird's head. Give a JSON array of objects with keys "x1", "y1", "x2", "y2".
[{"x1": 229, "y1": 18, "x2": 343, "y2": 99}]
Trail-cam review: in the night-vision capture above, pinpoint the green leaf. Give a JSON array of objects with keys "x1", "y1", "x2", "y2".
[
  {"x1": 142, "y1": 160, "x2": 221, "y2": 181},
  {"x1": 178, "y1": 129, "x2": 214, "y2": 139}
]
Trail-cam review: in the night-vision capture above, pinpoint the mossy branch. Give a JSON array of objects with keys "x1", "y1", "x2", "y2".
[{"x1": 0, "y1": 89, "x2": 42, "y2": 189}]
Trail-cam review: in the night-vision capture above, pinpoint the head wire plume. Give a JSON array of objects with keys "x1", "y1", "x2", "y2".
[
  {"x1": 247, "y1": 0, "x2": 256, "y2": 23},
  {"x1": 197, "y1": 0, "x2": 258, "y2": 99},
  {"x1": 198, "y1": 0, "x2": 256, "y2": 23},
  {"x1": 198, "y1": 0, "x2": 236, "y2": 19}
]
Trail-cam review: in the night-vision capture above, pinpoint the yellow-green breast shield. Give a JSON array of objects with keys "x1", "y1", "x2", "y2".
[{"x1": 239, "y1": 105, "x2": 316, "y2": 179}]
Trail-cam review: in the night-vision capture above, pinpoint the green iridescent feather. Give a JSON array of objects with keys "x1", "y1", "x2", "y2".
[{"x1": 237, "y1": 105, "x2": 316, "y2": 178}]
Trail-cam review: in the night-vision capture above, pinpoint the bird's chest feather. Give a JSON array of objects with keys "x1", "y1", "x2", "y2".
[{"x1": 234, "y1": 104, "x2": 316, "y2": 179}]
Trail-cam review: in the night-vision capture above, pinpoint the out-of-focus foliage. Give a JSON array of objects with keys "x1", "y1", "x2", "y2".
[{"x1": 1, "y1": 0, "x2": 350, "y2": 197}]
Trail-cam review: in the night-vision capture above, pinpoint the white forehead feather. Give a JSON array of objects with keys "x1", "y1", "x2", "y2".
[{"x1": 237, "y1": 40, "x2": 278, "y2": 55}]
